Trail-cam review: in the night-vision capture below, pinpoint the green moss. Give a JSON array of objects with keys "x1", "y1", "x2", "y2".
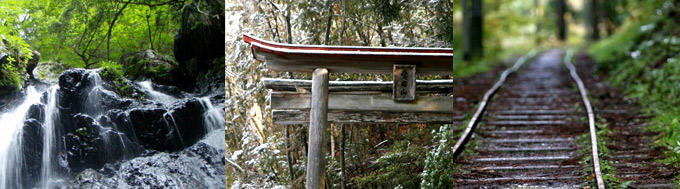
[
  {"x1": 0, "y1": 33, "x2": 34, "y2": 89},
  {"x1": 76, "y1": 127, "x2": 88, "y2": 137},
  {"x1": 100, "y1": 68, "x2": 143, "y2": 100}
]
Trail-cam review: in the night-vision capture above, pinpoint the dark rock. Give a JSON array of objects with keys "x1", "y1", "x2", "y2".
[
  {"x1": 21, "y1": 118, "x2": 43, "y2": 189},
  {"x1": 26, "y1": 50, "x2": 40, "y2": 79},
  {"x1": 71, "y1": 133, "x2": 225, "y2": 189},
  {"x1": 173, "y1": 0, "x2": 225, "y2": 91},
  {"x1": 128, "y1": 98, "x2": 210, "y2": 152},
  {"x1": 118, "y1": 50, "x2": 177, "y2": 85},
  {"x1": 63, "y1": 114, "x2": 104, "y2": 174},
  {"x1": 165, "y1": 98, "x2": 208, "y2": 148},
  {"x1": 27, "y1": 103, "x2": 45, "y2": 123},
  {"x1": 128, "y1": 108, "x2": 177, "y2": 151}
]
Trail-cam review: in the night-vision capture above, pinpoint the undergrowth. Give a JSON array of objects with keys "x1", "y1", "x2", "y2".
[{"x1": 587, "y1": 0, "x2": 680, "y2": 183}]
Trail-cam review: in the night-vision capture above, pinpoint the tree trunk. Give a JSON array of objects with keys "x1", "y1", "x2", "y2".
[
  {"x1": 535, "y1": 0, "x2": 541, "y2": 44},
  {"x1": 340, "y1": 124, "x2": 346, "y2": 189},
  {"x1": 587, "y1": 0, "x2": 600, "y2": 41},
  {"x1": 462, "y1": 0, "x2": 470, "y2": 60},
  {"x1": 286, "y1": 2, "x2": 293, "y2": 44},
  {"x1": 107, "y1": 1, "x2": 130, "y2": 60},
  {"x1": 470, "y1": 0, "x2": 483, "y2": 59},
  {"x1": 556, "y1": 0, "x2": 566, "y2": 41},
  {"x1": 323, "y1": 0, "x2": 334, "y2": 45},
  {"x1": 286, "y1": 125, "x2": 295, "y2": 184},
  {"x1": 338, "y1": 0, "x2": 345, "y2": 45},
  {"x1": 463, "y1": 0, "x2": 483, "y2": 60}
]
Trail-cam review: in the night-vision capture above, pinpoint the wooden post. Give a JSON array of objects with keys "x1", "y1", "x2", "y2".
[{"x1": 306, "y1": 68, "x2": 329, "y2": 189}]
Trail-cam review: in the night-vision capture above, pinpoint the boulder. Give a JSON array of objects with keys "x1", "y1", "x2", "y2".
[
  {"x1": 27, "y1": 103, "x2": 45, "y2": 123},
  {"x1": 33, "y1": 60, "x2": 72, "y2": 82},
  {"x1": 128, "y1": 108, "x2": 177, "y2": 151},
  {"x1": 21, "y1": 118, "x2": 43, "y2": 189},
  {"x1": 63, "y1": 114, "x2": 105, "y2": 173},
  {"x1": 128, "y1": 98, "x2": 210, "y2": 152},
  {"x1": 165, "y1": 98, "x2": 208, "y2": 148},
  {"x1": 118, "y1": 50, "x2": 177, "y2": 85}
]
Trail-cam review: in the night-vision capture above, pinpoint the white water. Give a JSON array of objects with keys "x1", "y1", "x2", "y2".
[
  {"x1": 198, "y1": 97, "x2": 225, "y2": 131},
  {"x1": 0, "y1": 70, "x2": 224, "y2": 188},
  {"x1": 40, "y1": 86, "x2": 60, "y2": 189},
  {"x1": 137, "y1": 80, "x2": 179, "y2": 105},
  {"x1": 0, "y1": 86, "x2": 42, "y2": 189}
]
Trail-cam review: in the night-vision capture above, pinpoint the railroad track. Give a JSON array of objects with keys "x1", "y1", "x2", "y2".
[{"x1": 451, "y1": 50, "x2": 604, "y2": 188}]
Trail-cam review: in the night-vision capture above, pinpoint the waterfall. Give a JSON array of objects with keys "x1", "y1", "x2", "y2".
[
  {"x1": 40, "y1": 86, "x2": 60, "y2": 188},
  {"x1": 137, "y1": 80, "x2": 179, "y2": 105},
  {"x1": 0, "y1": 69, "x2": 224, "y2": 188},
  {"x1": 198, "y1": 97, "x2": 225, "y2": 131},
  {"x1": 0, "y1": 86, "x2": 41, "y2": 189}
]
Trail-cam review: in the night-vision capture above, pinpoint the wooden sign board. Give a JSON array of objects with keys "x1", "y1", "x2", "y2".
[{"x1": 393, "y1": 64, "x2": 416, "y2": 101}]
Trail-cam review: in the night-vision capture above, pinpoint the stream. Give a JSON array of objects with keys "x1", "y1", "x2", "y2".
[{"x1": 0, "y1": 69, "x2": 225, "y2": 188}]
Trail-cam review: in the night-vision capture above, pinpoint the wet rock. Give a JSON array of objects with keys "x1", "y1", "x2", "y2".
[
  {"x1": 128, "y1": 98, "x2": 211, "y2": 152},
  {"x1": 71, "y1": 132, "x2": 225, "y2": 188},
  {"x1": 165, "y1": 98, "x2": 209, "y2": 148},
  {"x1": 128, "y1": 108, "x2": 177, "y2": 151},
  {"x1": 63, "y1": 114, "x2": 104, "y2": 174},
  {"x1": 58, "y1": 69, "x2": 91, "y2": 98},
  {"x1": 21, "y1": 118, "x2": 43, "y2": 189},
  {"x1": 27, "y1": 103, "x2": 45, "y2": 123},
  {"x1": 118, "y1": 50, "x2": 177, "y2": 86}
]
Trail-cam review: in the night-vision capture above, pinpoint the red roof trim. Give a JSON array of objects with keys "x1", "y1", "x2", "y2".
[{"x1": 243, "y1": 33, "x2": 453, "y2": 55}]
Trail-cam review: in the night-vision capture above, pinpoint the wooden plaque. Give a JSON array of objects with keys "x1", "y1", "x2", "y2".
[{"x1": 393, "y1": 64, "x2": 416, "y2": 101}]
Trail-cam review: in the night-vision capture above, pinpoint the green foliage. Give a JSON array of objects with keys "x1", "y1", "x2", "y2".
[
  {"x1": 0, "y1": 61, "x2": 23, "y2": 89},
  {"x1": 0, "y1": 32, "x2": 34, "y2": 89},
  {"x1": 16, "y1": 0, "x2": 183, "y2": 68},
  {"x1": 99, "y1": 60, "x2": 123, "y2": 76},
  {"x1": 354, "y1": 134, "x2": 427, "y2": 188},
  {"x1": 587, "y1": 0, "x2": 680, "y2": 183},
  {"x1": 420, "y1": 125, "x2": 456, "y2": 188}
]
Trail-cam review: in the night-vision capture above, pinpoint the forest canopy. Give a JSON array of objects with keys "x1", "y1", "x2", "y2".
[{"x1": 0, "y1": 0, "x2": 190, "y2": 89}]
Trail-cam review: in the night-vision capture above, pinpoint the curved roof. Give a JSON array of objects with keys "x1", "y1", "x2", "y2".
[{"x1": 243, "y1": 34, "x2": 453, "y2": 75}]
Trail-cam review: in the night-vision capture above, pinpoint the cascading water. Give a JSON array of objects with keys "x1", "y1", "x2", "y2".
[
  {"x1": 40, "y1": 86, "x2": 60, "y2": 188},
  {"x1": 0, "y1": 69, "x2": 225, "y2": 188},
  {"x1": 137, "y1": 80, "x2": 179, "y2": 105},
  {"x1": 0, "y1": 86, "x2": 42, "y2": 189}
]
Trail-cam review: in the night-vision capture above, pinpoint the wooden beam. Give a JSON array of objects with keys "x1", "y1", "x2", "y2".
[
  {"x1": 243, "y1": 34, "x2": 453, "y2": 75},
  {"x1": 306, "y1": 68, "x2": 329, "y2": 189},
  {"x1": 272, "y1": 110, "x2": 453, "y2": 124},
  {"x1": 271, "y1": 93, "x2": 453, "y2": 113},
  {"x1": 262, "y1": 78, "x2": 453, "y2": 93}
]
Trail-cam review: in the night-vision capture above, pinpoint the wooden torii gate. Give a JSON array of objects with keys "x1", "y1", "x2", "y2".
[{"x1": 243, "y1": 34, "x2": 453, "y2": 188}]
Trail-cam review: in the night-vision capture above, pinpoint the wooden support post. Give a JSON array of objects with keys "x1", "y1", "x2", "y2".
[{"x1": 306, "y1": 68, "x2": 329, "y2": 189}]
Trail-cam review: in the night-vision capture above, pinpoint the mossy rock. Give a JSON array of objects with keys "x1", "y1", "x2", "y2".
[
  {"x1": 33, "y1": 60, "x2": 72, "y2": 82},
  {"x1": 99, "y1": 68, "x2": 143, "y2": 100},
  {"x1": 0, "y1": 35, "x2": 38, "y2": 89},
  {"x1": 118, "y1": 49, "x2": 177, "y2": 85}
]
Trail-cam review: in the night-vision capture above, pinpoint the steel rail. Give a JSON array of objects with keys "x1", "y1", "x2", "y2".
[
  {"x1": 451, "y1": 50, "x2": 537, "y2": 158},
  {"x1": 563, "y1": 49, "x2": 605, "y2": 189}
]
